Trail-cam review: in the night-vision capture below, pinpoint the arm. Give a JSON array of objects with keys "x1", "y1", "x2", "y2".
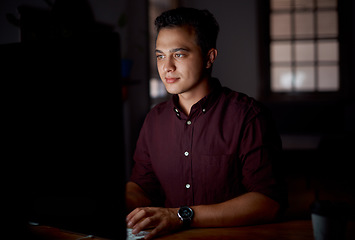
[
  {"x1": 191, "y1": 192, "x2": 280, "y2": 228},
  {"x1": 126, "y1": 191, "x2": 281, "y2": 239},
  {"x1": 125, "y1": 181, "x2": 152, "y2": 213}
]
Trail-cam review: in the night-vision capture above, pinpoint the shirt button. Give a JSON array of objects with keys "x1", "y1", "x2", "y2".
[
  {"x1": 187, "y1": 120, "x2": 192, "y2": 125},
  {"x1": 185, "y1": 184, "x2": 191, "y2": 189},
  {"x1": 184, "y1": 151, "x2": 189, "y2": 157},
  {"x1": 174, "y1": 108, "x2": 179, "y2": 113},
  {"x1": 202, "y1": 108, "x2": 206, "y2": 113}
]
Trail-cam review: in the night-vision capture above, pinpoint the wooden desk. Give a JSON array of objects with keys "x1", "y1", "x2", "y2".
[
  {"x1": 157, "y1": 220, "x2": 315, "y2": 240},
  {"x1": 29, "y1": 220, "x2": 355, "y2": 240}
]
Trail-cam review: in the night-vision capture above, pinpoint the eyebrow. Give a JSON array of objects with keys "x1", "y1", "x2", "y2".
[{"x1": 155, "y1": 48, "x2": 189, "y2": 54}]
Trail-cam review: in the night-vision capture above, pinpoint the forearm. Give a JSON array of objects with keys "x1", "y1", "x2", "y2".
[
  {"x1": 125, "y1": 181, "x2": 152, "y2": 213},
  {"x1": 191, "y1": 192, "x2": 281, "y2": 228}
]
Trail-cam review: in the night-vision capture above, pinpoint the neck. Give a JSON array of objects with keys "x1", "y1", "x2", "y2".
[{"x1": 178, "y1": 77, "x2": 211, "y2": 116}]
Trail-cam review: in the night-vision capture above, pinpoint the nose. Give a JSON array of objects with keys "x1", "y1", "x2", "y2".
[{"x1": 163, "y1": 57, "x2": 176, "y2": 72}]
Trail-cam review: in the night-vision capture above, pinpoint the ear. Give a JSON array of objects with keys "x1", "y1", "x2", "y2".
[{"x1": 206, "y1": 48, "x2": 218, "y2": 69}]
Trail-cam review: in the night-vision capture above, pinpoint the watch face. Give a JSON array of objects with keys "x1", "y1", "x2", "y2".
[{"x1": 179, "y1": 207, "x2": 193, "y2": 219}]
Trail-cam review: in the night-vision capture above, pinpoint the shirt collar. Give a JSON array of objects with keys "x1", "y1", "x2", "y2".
[{"x1": 171, "y1": 78, "x2": 222, "y2": 118}]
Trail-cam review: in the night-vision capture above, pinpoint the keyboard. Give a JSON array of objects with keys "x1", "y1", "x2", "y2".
[{"x1": 126, "y1": 228, "x2": 149, "y2": 240}]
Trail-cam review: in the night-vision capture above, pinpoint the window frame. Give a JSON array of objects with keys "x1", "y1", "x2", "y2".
[{"x1": 257, "y1": 0, "x2": 353, "y2": 102}]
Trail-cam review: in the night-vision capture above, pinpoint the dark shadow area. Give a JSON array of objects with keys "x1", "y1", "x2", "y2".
[
  {"x1": 2, "y1": 0, "x2": 126, "y2": 239},
  {"x1": 266, "y1": 100, "x2": 355, "y2": 221}
]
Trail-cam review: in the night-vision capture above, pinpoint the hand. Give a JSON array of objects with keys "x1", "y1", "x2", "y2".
[{"x1": 126, "y1": 207, "x2": 182, "y2": 239}]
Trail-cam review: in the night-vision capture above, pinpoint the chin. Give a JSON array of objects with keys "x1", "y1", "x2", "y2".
[
  {"x1": 166, "y1": 90, "x2": 179, "y2": 95},
  {"x1": 164, "y1": 86, "x2": 180, "y2": 95}
]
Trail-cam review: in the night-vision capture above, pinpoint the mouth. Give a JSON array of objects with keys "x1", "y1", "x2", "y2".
[{"x1": 165, "y1": 77, "x2": 179, "y2": 84}]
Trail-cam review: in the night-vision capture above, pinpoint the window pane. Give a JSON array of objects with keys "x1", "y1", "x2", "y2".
[
  {"x1": 317, "y1": 0, "x2": 337, "y2": 8},
  {"x1": 295, "y1": 41, "x2": 315, "y2": 62},
  {"x1": 271, "y1": 13, "x2": 291, "y2": 39},
  {"x1": 295, "y1": 12, "x2": 314, "y2": 38},
  {"x1": 271, "y1": 42, "x2": 292, "y2": 62},
  {"x1": 317, "y1": 40, "x2": 338, "y2": 61},
  {"x1": 271, "y1": 66, "x2": 293, "y2": 91},
  {"x1": 318, "y1": 66, "x2": 339, "y2": 91},
  {"x1": 150, "y1": 77, "x2": 167, "y2": 98},
  {"x1": 295, "y1": 66, "x2": 315, "y2": 91},
  {"x1": 295, "y1": 0, "x2": 314, "y2": 9},
  {"x1": 317, "y1": 11, "x2": 338, "y2": 37},
  {"x1": 271, "y1": 0, "x2": 292, "y2": 10}
]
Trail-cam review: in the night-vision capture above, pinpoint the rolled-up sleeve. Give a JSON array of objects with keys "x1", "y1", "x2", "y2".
[
  {"x1": 129, "y1": 114, "x2": 165, "y2": 206},
  {"x1": 239, "y1": 110, "x2": 288, "y2": 209}
]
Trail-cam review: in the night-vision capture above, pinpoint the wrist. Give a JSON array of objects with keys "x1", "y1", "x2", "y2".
[{"x1": 177, "y1": 206, "x2": 194, "y2": 229}]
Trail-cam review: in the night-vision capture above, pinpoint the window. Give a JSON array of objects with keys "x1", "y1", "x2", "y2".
[
  {"x1": 270, "y1": 0, "x2": 339, "y2": 93},
  {"x1": 257, "y1": 0, "x2": 354, "y2": 101}
]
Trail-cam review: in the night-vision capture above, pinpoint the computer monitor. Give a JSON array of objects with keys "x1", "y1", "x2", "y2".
[{"x1": 2, "y1": 33, "x2": 126, "y2": 239}]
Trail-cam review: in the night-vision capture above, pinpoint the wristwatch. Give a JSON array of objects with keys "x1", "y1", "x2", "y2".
[{"x1": 178, "y1": 206, "x2": 194, "y2": 228}]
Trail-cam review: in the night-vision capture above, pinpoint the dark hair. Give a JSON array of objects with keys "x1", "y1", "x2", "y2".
[{"x1": 154, "y1": 7, "x2": 219, "y2": 56}]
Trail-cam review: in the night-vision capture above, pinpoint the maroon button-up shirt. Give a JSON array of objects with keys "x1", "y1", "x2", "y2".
[{"x1": 130, "y1": 79, "x2": 286, "y2": 208}]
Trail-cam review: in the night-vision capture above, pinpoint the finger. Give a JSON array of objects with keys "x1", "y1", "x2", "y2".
[
  {"x1": 128, "y1": 208, "x2": 151, "y2": 228},
  {"x1": 127, "y1": 208, "x2": 143, "y2": 219},
  {"x1": 132, "y1": 214, "x2": 157, "y2": 235},
  {"x1": 138, "y1": 215, "x2": 156, "y2": 229},
  {"x1": 126, "y1": 207, "x2": 141, "y2": 222}
]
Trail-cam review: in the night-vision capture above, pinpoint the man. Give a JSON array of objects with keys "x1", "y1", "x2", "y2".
[{"x1": 126, "y1": 7, "x2": 287, "y2": 239}]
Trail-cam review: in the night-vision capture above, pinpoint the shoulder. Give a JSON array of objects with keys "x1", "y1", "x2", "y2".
[{"x1": 219, "y1": 87, "x2": 265, "y2": 116}]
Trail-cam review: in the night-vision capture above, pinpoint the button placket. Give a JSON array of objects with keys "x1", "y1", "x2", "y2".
[{"x1": 179, "y1": 108, "x2": 194, "y2": 204}]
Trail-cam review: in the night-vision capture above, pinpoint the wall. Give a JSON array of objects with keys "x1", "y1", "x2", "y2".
[{"x1": 181, "y1": 0, "x2": 259, "y2": 98}]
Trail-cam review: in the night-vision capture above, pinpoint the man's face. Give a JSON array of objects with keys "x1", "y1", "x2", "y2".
[{"x1": 155, "y1": 26, "x2": 206, "y2": 95}]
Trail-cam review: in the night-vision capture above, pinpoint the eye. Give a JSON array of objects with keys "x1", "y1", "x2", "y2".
[
  {"x1": 156, "y1": 55, "x2": 165, "y2": 60},
  {"x1": 175, "y1": 53, "x2": 184, "y2": 58}
]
